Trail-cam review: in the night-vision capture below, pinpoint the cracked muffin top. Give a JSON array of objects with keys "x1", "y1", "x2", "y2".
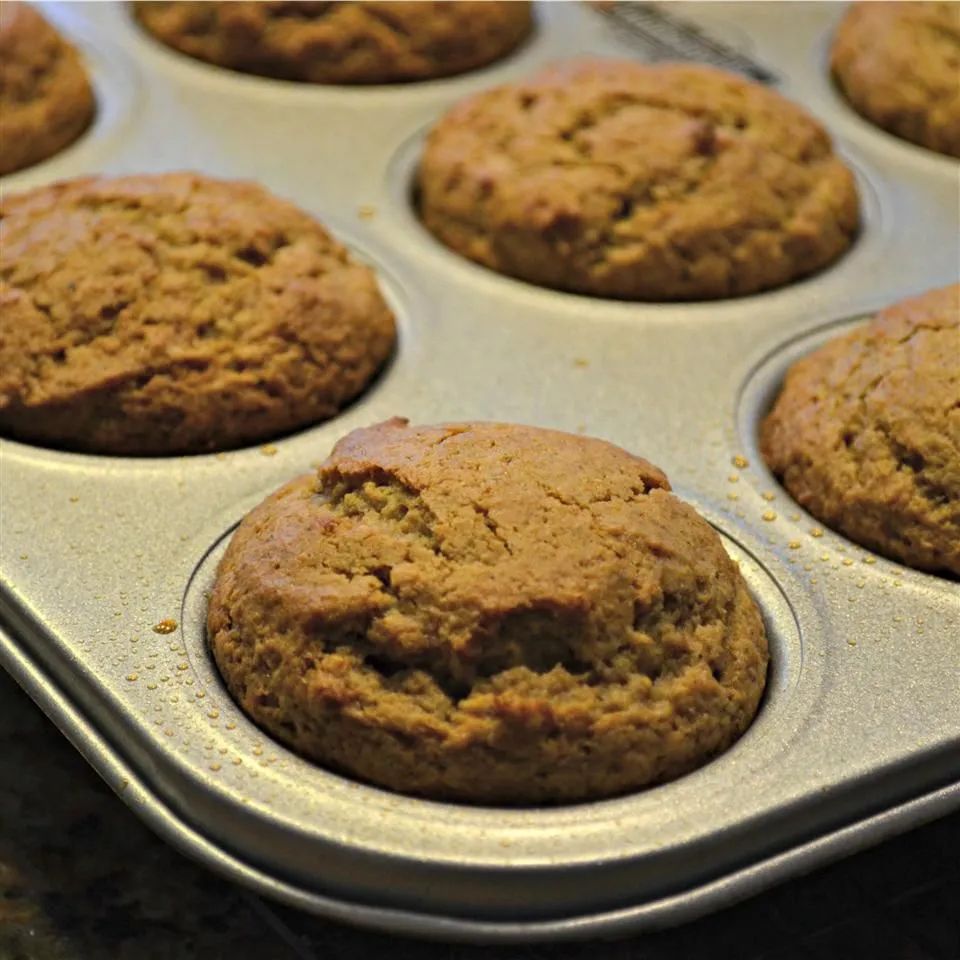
[
  {"x1": 0, "y1": 2, "x2": 95, "y2": 176},
  {"x1": 134, "y1": 1, "x2": 533, "y2": 84},
  {"x1": 208, "y1": 419, "x2": 769, "y2": 803},
  {"x1": 831, "y1": 2, "x2": 960, "y2": 158},
  {"x1": 418, "y1": 59, "x2": 860, "y2": 301},
  {"x1": 761, "y1": 285, "x2": 960, "y2": 576},
  {"x1": 0, "y1": 173, "x2": 396, "y2": 455}
]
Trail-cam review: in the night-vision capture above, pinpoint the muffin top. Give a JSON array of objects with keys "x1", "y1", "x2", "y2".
[
  {"x1": 0, "y1": 173, "x2": 396, "y2": 455},
  {"x1": 135, "y1": 1, "x2": 533, "y2": 84},
  {"x1": 418, "y1": 59, "x2": 860, "y2": 301},
  {"x1": 831, "y1": 2, "x2": 960, "y2": 158},
  {"x1": 0, "y1": 2, "x2": 95, "y2": 176},
  {"x1": 208, "y1": 419, "x2": 769, "y2": 803},
  {"x1": 761, "y1": 285, "x2": 960, "y2": 575}
]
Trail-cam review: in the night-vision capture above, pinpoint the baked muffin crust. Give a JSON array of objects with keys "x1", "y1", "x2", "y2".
[
  {"x1": 134, "y1": 1, "x2": 533, "y2": 84},
  {"x1": 418, "y1": 59, "x2": 860, "y2": 301},
  {"x1": 832, "y1": 2, "x2": 960, "y2": 158},
  {"x1": 761, "y1": 285, "x2": 960, "y2": 575},
  {"x1": 0, "y1": 173, "x2": 396, "y2": 455},
  {"x1": 0, "y1": 2, "x2": 95, "y2": 176},
  {"x1": 209, "y1": 419, "x2": 769, "y2": 803}
]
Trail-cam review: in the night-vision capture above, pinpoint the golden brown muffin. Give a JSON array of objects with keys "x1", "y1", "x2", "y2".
[
  {"x1": 208, "y1": 419, "x2": 769, "y2": 804},
  {"x1": 134, "y1": 1, "x2": 533, "y2": 84},
  {"x1": 0, "y1": 173, "x2": 396, "y2": 455},
  {"x1": 0, "y1": 2, "x2": 96, "y2": 176},
  {"x1": 831, "y1": 2, "x2": 960, "y2": 158},
  {"x1": 761, "y1": 285, "x2": 960, "y2": 576},
  {"x1": 417, "y1": 59, "x2": 860, "y2": 301}
]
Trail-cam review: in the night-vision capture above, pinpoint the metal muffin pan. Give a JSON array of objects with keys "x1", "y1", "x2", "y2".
[{"x1": 1, "y1": 0, "x2": 958, "y2": 943}]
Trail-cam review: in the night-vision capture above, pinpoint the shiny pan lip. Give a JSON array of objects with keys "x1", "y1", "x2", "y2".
[{"x1": 1, "y1": 0, "x2": 958, "y2": 943}]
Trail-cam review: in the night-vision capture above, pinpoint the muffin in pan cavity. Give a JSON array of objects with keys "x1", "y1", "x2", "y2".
[
  {"x1": 208, "y1": 419, "x2": 769, "y2": 804},
  {"x1": 133, "y1": 1, "x2": 534, "y2": 85},
  {"x1": 831, "y1": 2, "x2": 960, "y2": 159},
  {"x1": 417, "y1": 59, "x2": 861, "y2": 302},
  {"x1": 761, "y1": 285, "x2": 960, "y2": 577},
  {"x1": 0, "y1": 173, "x2": 396, "y2": 456},
  {"x1": 0, "y1": 2, "x2": 96, "y2": 176}
]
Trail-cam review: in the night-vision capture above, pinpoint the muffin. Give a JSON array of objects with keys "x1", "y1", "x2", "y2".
[
  {"x1": 208, "y1": 419, "x2": 769, "y2": 804},
  {"x1": 761, "y1": 285, "x2": 960, "y2": 576},
  {"x1": 0, "y1": 3, "x2": 96, "y2": 176},
  {"x1": 0, "y1": 173, "x2": 396, "y2": 455},
  {"x1": 134, "y1": 1, "x2": 533, "y2": 84},
  {"x1": 831, "y1": 2, "x2": 960, "y2": 158},
  {"x1": 417, "y1": 59, "x2": 860, "y2": 301}
]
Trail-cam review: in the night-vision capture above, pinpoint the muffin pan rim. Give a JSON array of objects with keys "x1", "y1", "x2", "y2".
[{"x1": 2, "y1": 623, "x2": 956, "y2": 942}]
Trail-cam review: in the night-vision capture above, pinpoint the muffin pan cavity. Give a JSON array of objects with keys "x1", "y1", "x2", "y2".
[
  {"x1": 160, "y1": 509, "x2": 813, "y2": 925},
  {"x1": 180, "y1": 468, "x2": 805, "y2": 791},
  {"x1": 736, "y1": 302, "x2": 959, "y2": 582},
  {"x1": 0, "y1": 5, "x2": 139, "y2": 187},
  {"x1": 387, "y1": 124, "x2": 890, "y2": 316},
  {"x1": 0, "y1": 208, "x2": 416, "y2": 460},
  {"x1": 126, "y1": 0, "x2": 550, "y2": 104},
  {"x1": 1, "y1": 0, "x2": 958, "y2": 943},
  {"x1": 812, "y1": 14, "x2": 960, "y2": 172},
  {"x1": 132, "y1": 1, "x2": 537, "y2": 87}
]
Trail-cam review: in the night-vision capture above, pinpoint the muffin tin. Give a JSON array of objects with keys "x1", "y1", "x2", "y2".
[{"x1": 1, "y1": 1, "x2": 958, "y2": 943}]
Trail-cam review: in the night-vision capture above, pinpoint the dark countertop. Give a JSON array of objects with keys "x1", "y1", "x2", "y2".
[{"x1": 1, "y1": 665, "x2": 957, "y2": 960}]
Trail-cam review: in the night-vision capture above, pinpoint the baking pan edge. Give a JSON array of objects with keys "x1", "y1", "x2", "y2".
[{"x1": 3, "y1": 621, "x2": 958, "y2": 944}]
